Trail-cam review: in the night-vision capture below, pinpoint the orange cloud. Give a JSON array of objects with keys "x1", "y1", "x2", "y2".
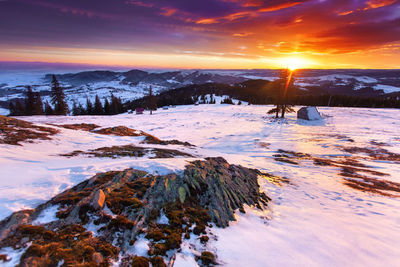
[
  {"x1": 364, "y1": 0, "x2": 397, "y2": 10},
  {"x1": 337, "y1": 10, "x2": 354, "y2": 16},
  {"x1": 258, "y1": 1, "x2": 302, "y2": 12},
  {"x1": 125, "y1": 0, "x2": 154, "y2": 8},
  {"x1": 195, "y1": 1, "x2": 305, "y2": 25},
  {"x1": 233, "y1": 32, "x2": 253, "y2": 37},
  {"x1": 160, "y1": 7, "x2": 177, "y2": 17},
  {"x1": 196, "y1": 18, "x2": 219, "y2": 24}
]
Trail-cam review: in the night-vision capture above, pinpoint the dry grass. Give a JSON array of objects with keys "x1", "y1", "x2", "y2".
[
  {"x1": 1, "y1": 224, "x2": 118, "y2": 266},
  {"x1": 259, "y1": 173, "x2": 291, "y2": 187},
  {"x1": 55, "y1": 124, "x2": 194, "y2": 147},
  {"x1": 273, "y1": 148, "x2": 399, "y2": 197},
  {"x1": 57, "y1": 123, "x2": 100, "y2": 131},
  {"x1": 342, "y1": 146, "x2": 400, "y2": 162},
  {"x1": 0, "y1": 116, "x2": 59, "y2": 146},
  {"x1": 60, "y1": 144, "x2": 194, "y2": 159}
]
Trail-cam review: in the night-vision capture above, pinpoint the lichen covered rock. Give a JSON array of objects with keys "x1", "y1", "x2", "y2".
[{"x1": 0, "y1": 157, "x2": 270, "y2": 266}]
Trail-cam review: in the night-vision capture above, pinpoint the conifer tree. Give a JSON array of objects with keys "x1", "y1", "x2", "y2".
[
  {"x1": 33, "y1": 92, "x2": 44, "y2": 115},
  {"x1": 110, "y1": 94, "x2": 123, "y2": 114},
  {"x1": 15, "y1": 100, "x2": 25, "y2": 116},
  {"x1": 210, "y1": 95, "x2": 215, "y2": 104},
  {"x1": 25, "y1": 86, "x2": 35, "y2": 115},
  {"x1": 94, "y1": 95, "x2": 103, "y2": 115},
  {"x1": 71, "y1": 101, "x2": 79, "y2": 116},
  {"x1": 51, "y1": 75, "x2": 68, "y2": 115},
  {"x1": 44, "y1": 101, "x2": 54, "y2": 115},
  {"x1": 77, "y1": 102, "x2": 85, "y2": 115},
  {"x1": 9, "y1": 102, "x2": 16, "y2": 116},
  {"x1": 86, "y1": 98, "x2": 93, "y2": 115},
  {"x1": 104, "y1": 98, "x2": 110, "y2": 115}
]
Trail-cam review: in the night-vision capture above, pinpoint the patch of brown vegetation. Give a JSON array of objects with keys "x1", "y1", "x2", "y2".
[
  {"x1": 343, "y1": 176, "x2": 400, "y2": 198},
  {"x1": 142, "y1": 135, "x2": 194, "y2": 147},
  {"x1": 273, "y1": 147, "x2": 399, "y2": 197},
  {"x1": 0, "y1": 224, "x2": 118, "y2": 266},
  {"x1": 342, "y1": 146, "x2": 400, "y2": 162},
  {"x1": 0, "y1": 115, "x2": 59, "y2": 145},
  {"x1": 309, "y1": 133, "x2": 355, "y2": 143},
  {"x1": 146, "y1": 201, "x2": 212, "y2": 257},
  {"x1": 131, "y1": 256, "x2": 150, "y2": 267},
  {"x1": 197, "y1": 251, "x2": 217, "y2": 266},
  {"x1": 93, "y1": 126, "x2": 144, "y2": 137},
  {"x1": 273, "y1": 149, "x2": 311, "y2": 165},
  {"x1": 370, "y1": 140, "x2": 391, "y2": 147},
  {"x1": 53, "y1": 123, "x2": 195, "y2": 147},
  {"x1": 257, "y1": 142, "x2": 270, "y2": 148},
  {"x1": 57, "y1": 123, "x2": 100, "y2": 131},
  {"x1": 259, "y1": 173, "x2": 291, "y2": 187},
  {"x1": 60, "y1": 144, "x2": 195, "y2": 159}
]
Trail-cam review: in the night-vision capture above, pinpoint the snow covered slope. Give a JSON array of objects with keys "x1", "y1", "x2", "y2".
[{"x1": 1, "y1": 105, "x2": 399, "y2": 266}]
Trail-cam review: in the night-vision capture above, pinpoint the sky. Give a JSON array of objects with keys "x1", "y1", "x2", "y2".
[{"x1": 0, "y1": 0, "x2": 399, "y2": 69}]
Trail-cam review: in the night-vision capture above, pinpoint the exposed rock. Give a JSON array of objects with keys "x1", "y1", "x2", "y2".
[
  {"x1": 297, "y1": 106, "x2": 322, "y2": 121},
  {"x1": 91, "y1": 189, "x2": 106, "y2": 210},
  {"x1": 0, "y1": 254, "x2": 8, "y2": 262},
  {"x1": 92, "y1": 252, "x2": 104, "y2": 264},
  {"x1": 0, "y1": 157, "x2": 270, "y2": 266},
  {"x1": 0, "y1": 209, "x2": 33, "y2": 241}
]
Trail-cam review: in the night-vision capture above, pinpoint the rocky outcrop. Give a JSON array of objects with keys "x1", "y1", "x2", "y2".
[
  {"x1": 0, "y1": 157, "x2": 270, "y2": 266},
  {"x1": 297, "y1": 106, "x2": 322, "y2": 121}
]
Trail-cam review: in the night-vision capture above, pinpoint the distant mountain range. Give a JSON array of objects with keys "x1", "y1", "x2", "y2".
[{"x1": 0, "y1": 68, "x2": 399, "y2": 114}]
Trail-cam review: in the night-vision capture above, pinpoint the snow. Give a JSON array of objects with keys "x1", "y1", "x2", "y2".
[
  {"x1": 373, "y1": 84, "x2": 400, "y2": 94},
  {"x1": 0, "y1": 246, "x2": 28, "y2": 267},
  {"x1": 1, "y1": 104, "x2": 400, "y2": 266},
  {"x1": 156, "y1": 210, "x2": 169, "y2": 224},
  {"x1": 0, "y1": 108, "x2": 9, "y2": 116},
  {"x1": 354, "y1": 76, "x2": 378, "y2": 83},
  {"x1": 241, "y1": 75, "x2": 278, "y2": 81},
  {"x1": 127, "y1": 234, "x2": 150, "y2": 257},
  {"x1": 32, "y1": 205, "x2": 59, "y2": 225}
]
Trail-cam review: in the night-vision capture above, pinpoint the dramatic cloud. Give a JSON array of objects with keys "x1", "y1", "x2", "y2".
[{"x1": 0, "y1": 0, "x2": 399, "y2": 68}]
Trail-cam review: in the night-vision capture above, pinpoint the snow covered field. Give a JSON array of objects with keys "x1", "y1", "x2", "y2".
[{"x1": 1, "y1": 104, "x2": 400, "y2": 266}]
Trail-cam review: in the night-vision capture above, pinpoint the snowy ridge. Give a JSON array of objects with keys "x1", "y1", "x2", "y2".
[{"x1": 1, "y1": 69, "x2": 400, "y2": 113}]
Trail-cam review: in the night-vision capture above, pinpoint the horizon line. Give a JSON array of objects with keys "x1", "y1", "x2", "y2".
[{"x1": 1, "y1": 60, "x2": 400, "y2": 71}]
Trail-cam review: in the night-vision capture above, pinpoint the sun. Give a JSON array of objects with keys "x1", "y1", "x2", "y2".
[{"x1": 281, "y1": 57, "x2": 310, "y2": 71}]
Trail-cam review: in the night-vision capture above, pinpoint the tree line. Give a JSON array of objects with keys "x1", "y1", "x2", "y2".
[
  {"x1": 9, "y1": 75, "x2": 125, "y2": 116},
  {"x1": 9, "y1": 75, "x2": 69, "y2": 116},
  {"x1": 71, "y1": 94, "x2": 124, "y2": 115},
  {"x1": 8, "y1": 75, "x2": 400, "y2": 117},
  {"x1": 126, "y1": 78, "x2": 400, "y2": 111}
]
